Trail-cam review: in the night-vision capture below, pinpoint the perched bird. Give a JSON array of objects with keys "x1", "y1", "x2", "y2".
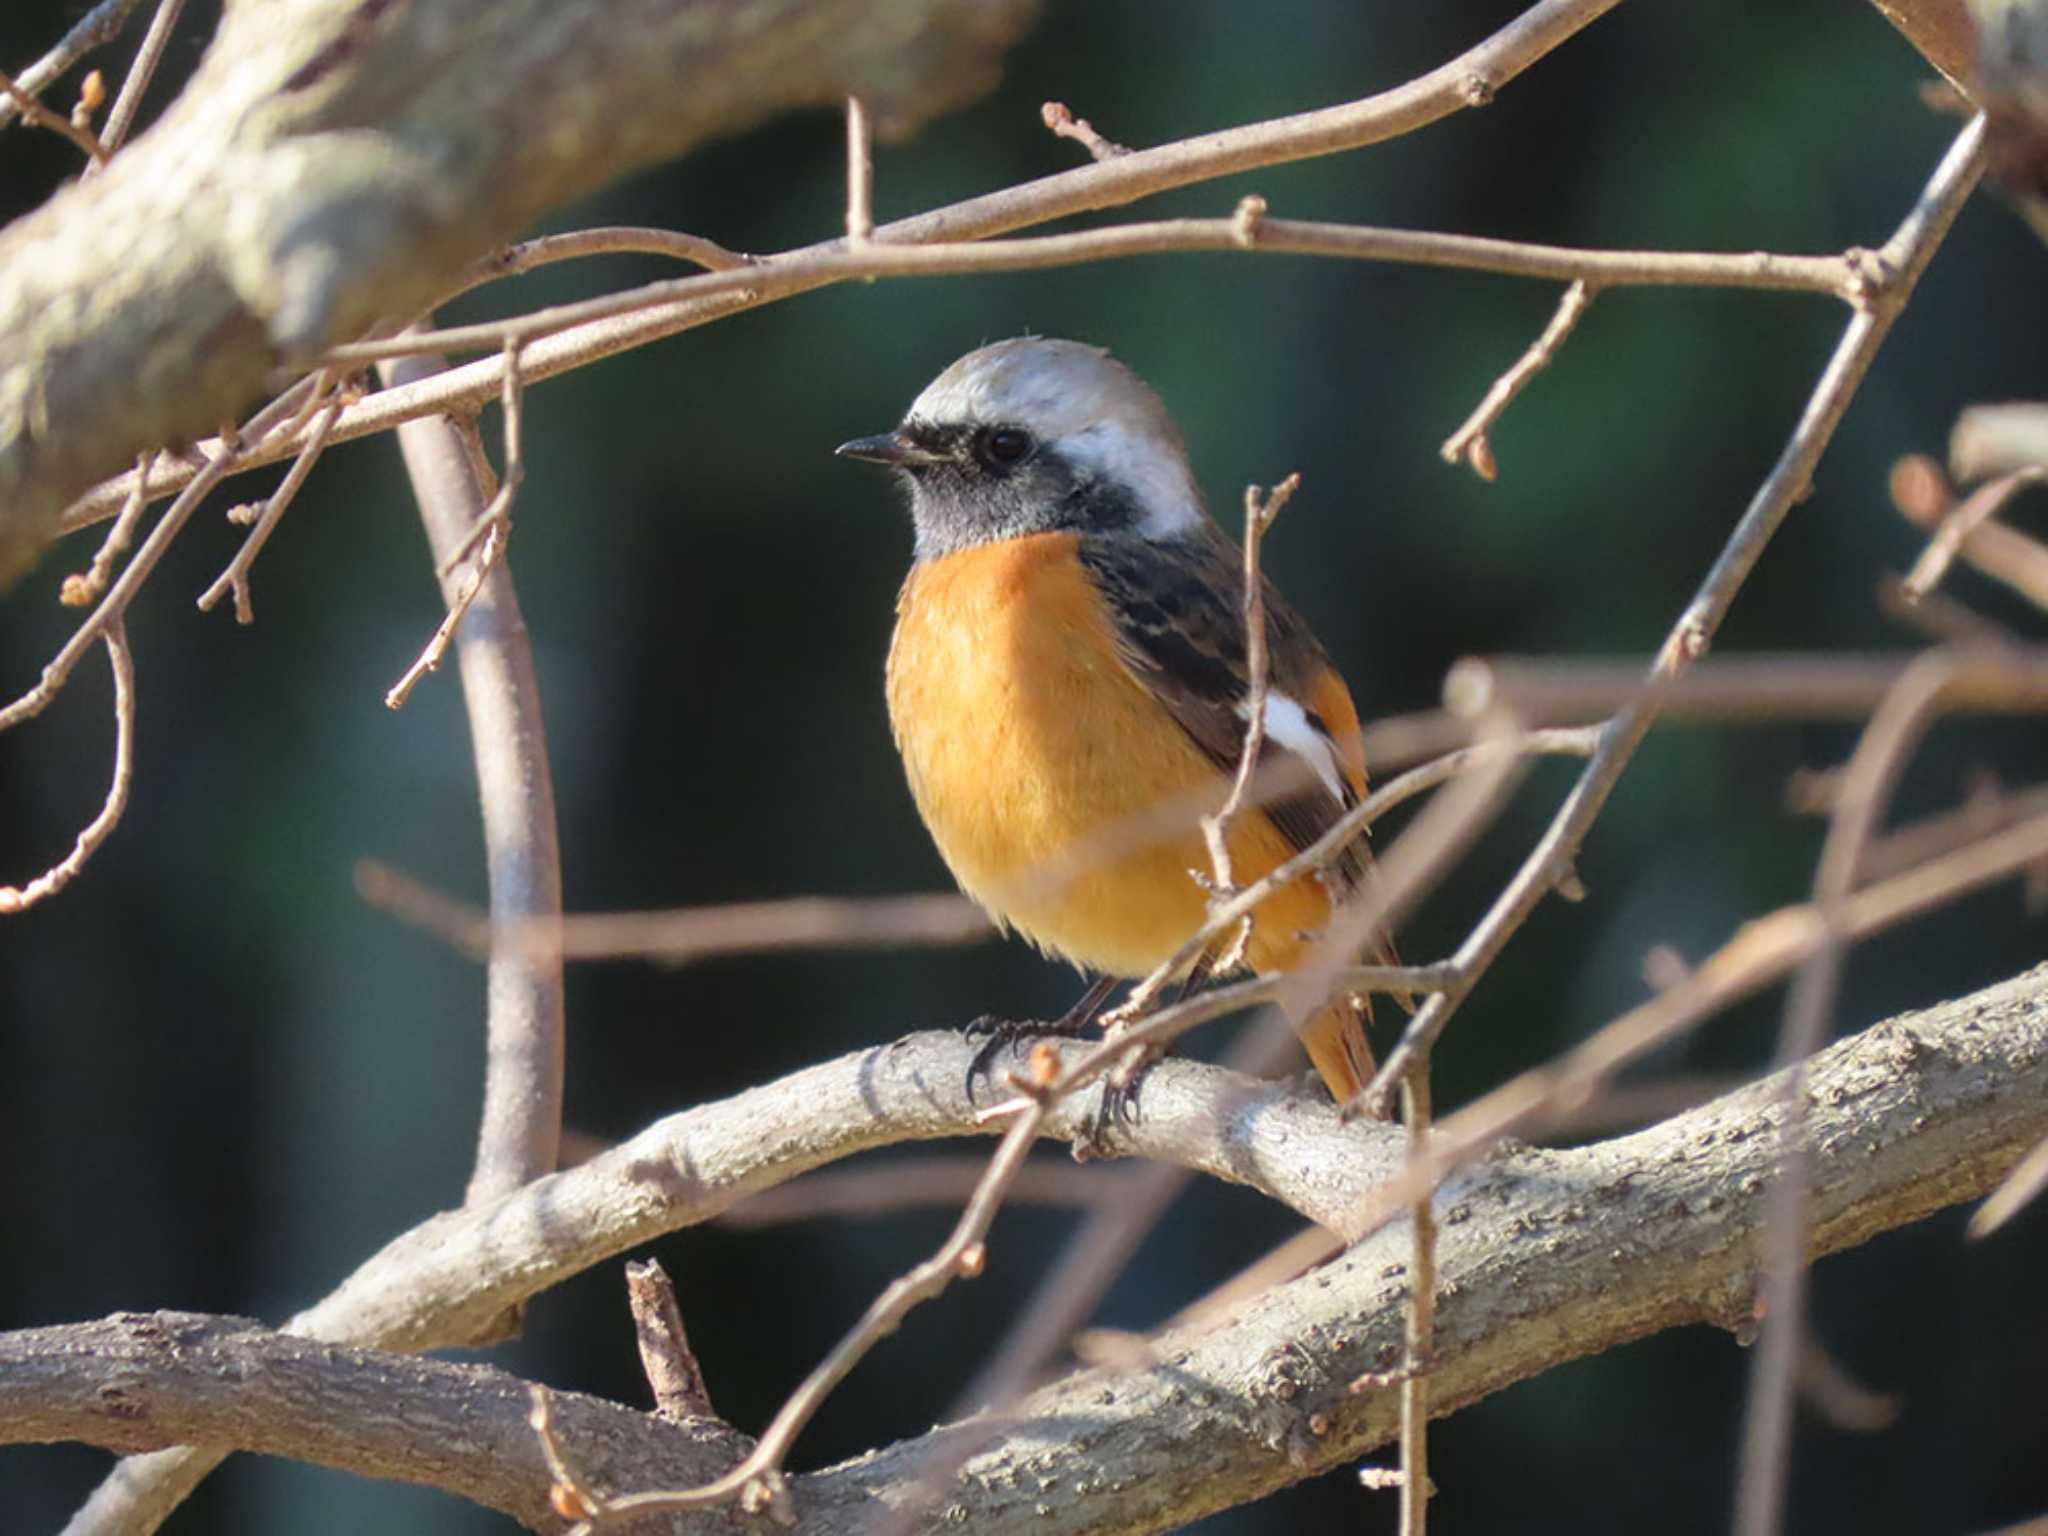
[{"x1": 838, "y1": 338, "x2": 1396, "y2": 1102}]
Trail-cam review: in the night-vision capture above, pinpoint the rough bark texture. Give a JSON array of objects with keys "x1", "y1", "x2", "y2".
[
  {"x1": 6, "y1": 964, "x2": 2044, "y2": 1533},
  {"x1": 0, "y1": 0, "x2": 1038, "y2": 582}
]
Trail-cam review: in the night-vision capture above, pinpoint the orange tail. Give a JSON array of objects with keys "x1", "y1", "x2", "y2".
[{"x1": 1300, "y1": 995, "x2": 1376, "y2": 1102}]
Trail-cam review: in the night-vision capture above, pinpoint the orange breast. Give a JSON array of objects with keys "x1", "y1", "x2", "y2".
[{"x1": 885, "y1": 533, "x2": 1336, "y2": 979}]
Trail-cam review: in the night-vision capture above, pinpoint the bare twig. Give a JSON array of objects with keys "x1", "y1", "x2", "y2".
[
  {"x1": 319, "y1": 217, "x2": 1864, "y2": 368},
  {"x1": 845, "y1": 95, "x2": 873, "y2": 246},
  {"x1": 378, "y1": 344, "x2": 563, "y2": 1213},
  {"x1": 1440, "y1": 279, "x2": 1596, "y2": 480},
  {"x1": 0, "y1": 64, "x2": 107, "y2": 161},
  {"x1": 196, "y1": 393, "x2": 344, "y2": 624},
  {"x1": 88, "y1": 0, "x2": 186, "y2": 165},
  {"x1": 1950, "y1": 401, "x2": 2048, "y2": 484},
  {"x1": 1900, "y1": 465, "x2": 2048, "y2": 602},
  {"x1": 941, "y1": 1012, "x2": 1308, "y2": 1433},
  {"x1": 2, "y1": 445, "x2": 237, "y2": 736},
  {"x1": 549, "y1": 1063, "x2": 1062, "y2": 1527},
  {"x1": 355, "y1": 860, "x2": 990, "y2": 964},
  {"x1": 455, "y1": 227, "x2": 754, "y2": 291},
  {"x1": 1970, "y1": 1130, "x2": 2048, "y2": 1237},
  {"x1": 715, "y1": 1158, "x2": 1130, "y2": 1227},
  {"x1": 1893, "y1": 453, "x2": 2048, "y2": 612},
  {"x1": 1436, "y1": 650, "x2": 2048, "y2": 729},
  {"x1": 0, "y1": 621, "x2": 135, "y2": 914},
  {"x1": 385, "y1": 342, "x2": 525, "y2": 711},
  {"x1": 624, "y1": 1261, "x2": 715, "y2": 1421},
  {"x1": 528, "y1": 1387, "x2": 605, "y2": 1523},
  {"x1": 1358, "y1": 114, "x2": 1991, "y2": 1116},
  {"x1": 40, "y1": 0, "x2": 1753, "y2": 554},
  {"x1": 1795, "y1": 1339, "x2": 1901, "y2": 1433},
  {"x1": 1042, "y1": 100, "x2": 1129, "y2": 161},
  {"x1": 57, "y1": 204, "x2": 1864, "y2": 533},
  {"x1": 1877, "y1": 573, "x2": 2017, "y2": 646},
  {"x1": 1736, "y1": 653, "x2": 1959, "y2": 1536},
  {"x1": 1200, "y1": 473, "x2": 1300, "y2": 903},
  {"x1": 0, "y1": 0, "x2": 144, "y2": 129},
  {"x1": 1343, "y1": 803, "x2": 2048, "y2": 1241},
  {"x1": 59, "y1": 452, "x2": 154, "y2": 608},
  {"x1": 1398, "y1": 1067, "x2": 1436, "y2": 1536}
]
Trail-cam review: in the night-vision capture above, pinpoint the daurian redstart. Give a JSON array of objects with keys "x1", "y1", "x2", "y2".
[{"x1": 839, "y1": 338, "x2": 1393, "y2": 1101}]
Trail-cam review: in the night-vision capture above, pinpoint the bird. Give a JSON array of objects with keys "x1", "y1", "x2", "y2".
[{"x1": 836, "y1": 337, "x2": 1398, "y2": 1104}]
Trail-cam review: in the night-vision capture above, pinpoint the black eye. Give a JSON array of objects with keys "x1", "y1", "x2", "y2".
[{"x1": 976, "y1": 426, "x2": 1034, "y2": 468}]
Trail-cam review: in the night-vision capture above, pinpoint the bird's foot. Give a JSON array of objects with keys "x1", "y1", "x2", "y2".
[
  {"x1": 1090, "y1": 1037, "x2": 1163, "y2": 1137},
  {"x1": 962, "y1": 976, "x2": 1120, "y2": 1102},
  {"x1": 963, "y1": 1014, "x2": 1066, "y2": 1101}
]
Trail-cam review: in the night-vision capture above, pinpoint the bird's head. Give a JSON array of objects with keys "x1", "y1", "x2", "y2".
[{"x1": 837, "y1": 337, "x2": 1207, "y2": 560}]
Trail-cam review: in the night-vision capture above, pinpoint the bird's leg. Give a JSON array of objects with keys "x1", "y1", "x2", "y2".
[
  {"x1": 964, "y1": 973, "x2": 1121, "y2": 1101},
  {"x1": 1093, "y1": 952, "x2": 1219, "y2": 1129}
]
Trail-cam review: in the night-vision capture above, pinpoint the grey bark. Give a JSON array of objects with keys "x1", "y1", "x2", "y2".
[
  {"x1": 7, "y1": 963, "x2": 2045, "y2": 1533},
  {"x1": 0, "y1": 0, "x2": 1038, "y2": 581}
]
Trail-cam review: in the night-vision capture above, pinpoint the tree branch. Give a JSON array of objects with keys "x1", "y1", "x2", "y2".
[
  {"x1": 9, "y1": 964, "x2": 2044, "y2": 1533},
  {"x1": 25, "y1": 0, "x2": 1638, "y2": 564},
  {"x1": 0, "y1": 0, "x2": 1042, "y2": 580}
]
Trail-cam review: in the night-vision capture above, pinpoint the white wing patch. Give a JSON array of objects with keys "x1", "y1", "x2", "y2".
[{"x1": 1249, "y1": 690, "x2": 1347, "y2": 804}]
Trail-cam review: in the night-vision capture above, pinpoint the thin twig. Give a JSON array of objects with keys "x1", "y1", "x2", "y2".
[
  {"x1": 1949, "y1": 401, "x2": 2048, "y2": 484},
  {"x1": 354, "y1": 860, "x2": 989, "y2": 965},
  {"x1": 1398, "y1": 1066, "x2": 1436, "y2": 1536},
  {"x1": 386, "y1": 341, "x2": 525, "y2": 710},
  {"x1": 1357, "y1": 114, "x2": 1990, "y2": 1116},
  {"x1": 545, "y1": 1058, "x2": 1062, "y2": 1528},
  {"x1": 87, "y1": 0, "x2": 184, "y2": 166},
  {"x1": 1735, "y1": 653, "x2": 1960, "y2": 1536},
  {"x1": 1876, "y1": 573, "x2": 2017, "y2": 647},
  {"x1": 318, "y1": 216, "x2": 1863, "y2": 368},
  {"x1": 2, "y1": 436, "x2": 242, "y2": 735},
  {"x1": 1970, "y1": 1130, "x2": 2048, "y2": 1237},
  {"x1": 1900, "y1": 465, "x2": 2048, "y2": 603},
  {"x1": 454, "y1": 227, "x2": 754, "y2": 294},
  {"x1": 1436, "y1": 650, "x2": 2048, "y2": 728},
  {"x1": 940, "y1": 1012, "x2": 1307, "y2": 1436},
  {"x1": 0, "y1": 0, "x2": 143, "y2": 129},
  {"x1": 1201, "y1": 473, "x2": 1299, "y2": 900},
  {"x1": 0, "y1": 621, "x2": 135, "y2": 914},
  {"x1": 1096, "y1": 727, "x2": 1603, "y2": 1027},
  {"x1": 54, "y1": 0, "x2": 1673, "y2": 535},
  {"x1": 0, "y1": 64, "x2": 107, "y2": 161},
  {"x1": 59, "y1": 451, "x2": 154, "y2": 608},
  {"x1": 1893, "y1": 457, "x2": 2048, "y2": 611},
  {"x1": 1440, "y1": 279, "x2": 1596, "y2": 480},
  {"x1": 1342, "y1": 800, "x2": 2048, "y2": 1241},
  {"x1": 715, "y1": 1158, "x2": 1130, "y2": 1227},
  {"x1": 1042, "y1": 100, "x2": 1129, "y2": 160},
  {"x1": 379, "y1": 343, "x2": 563, "y2": 1212},
  {"x1": 623, "y1": 1260, "x2": 715, "y2": 1421},
  {"x1": 845, "y1": 95, "x2": 873, "y2": 246},
  {"x1": 196, "y1": 392, "x2": 344, "y2": 623},
  {"x1": 527, "y1": 1387, "x2": 604, "y2": 1523}
]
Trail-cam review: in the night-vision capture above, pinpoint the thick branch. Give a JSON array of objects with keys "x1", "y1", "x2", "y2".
[
  {"x1": 9, "y1": 965, "x2": 2044, "y2": 1533},
  {"x1": 0, "y1": 0, "x2": 1040, "y2": 579}
]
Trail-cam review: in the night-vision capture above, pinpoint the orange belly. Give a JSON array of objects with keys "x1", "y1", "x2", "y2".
[{"x1": 885, "y1": 532, "x2": 1335, "y2": 979}]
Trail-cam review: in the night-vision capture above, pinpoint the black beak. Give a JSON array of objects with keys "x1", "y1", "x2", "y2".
[{"x1": 834, "y1": 430, "x2": 948, "y2": 468}]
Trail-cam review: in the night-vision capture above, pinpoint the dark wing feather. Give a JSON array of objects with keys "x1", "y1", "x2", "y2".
[{"x1": 1076, "y1": 527, "x2": 1368, "y2": 895}]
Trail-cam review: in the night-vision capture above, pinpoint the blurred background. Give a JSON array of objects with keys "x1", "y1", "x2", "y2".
[{"x1": 4, "y1": 1, "x2": 2046, "y2": 1531}]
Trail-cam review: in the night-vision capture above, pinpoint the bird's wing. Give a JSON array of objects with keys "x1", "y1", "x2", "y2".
[{"x1": 1076, "y1": 528, "x2": 1370, "y2": 895}]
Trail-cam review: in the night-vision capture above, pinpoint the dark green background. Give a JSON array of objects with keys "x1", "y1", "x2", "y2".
[{"x1": 4, "y1": 2, "x2": 2046, "y2": 1531}]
